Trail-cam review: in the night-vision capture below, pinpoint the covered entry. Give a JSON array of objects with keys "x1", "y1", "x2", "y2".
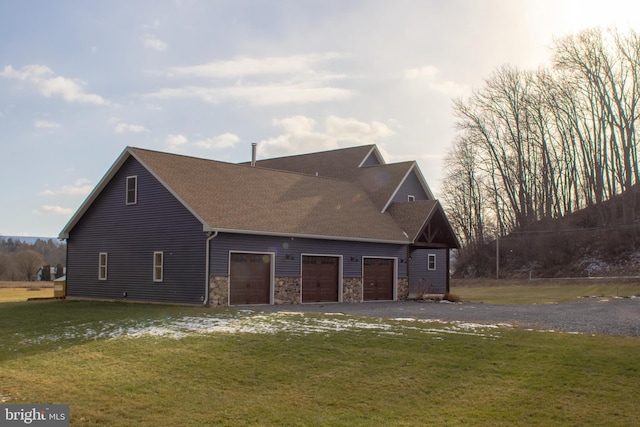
[
  {"x1": 363, "y1": 257, "x2": 395, "y2": 301},
  {"x1": 229, "y1": 252, "x2": 272, "y2": 305},
  {"x1": 302, "y1": 255, "x2": 340, "y2": 303}
]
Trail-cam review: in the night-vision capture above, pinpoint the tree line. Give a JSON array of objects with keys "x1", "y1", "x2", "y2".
[
  {"x1": 442, "y1": 27, "x2": 640, "y2": 275},
  {"x1": 0, "y1": 238, "x2": 66, "y2": 281}
]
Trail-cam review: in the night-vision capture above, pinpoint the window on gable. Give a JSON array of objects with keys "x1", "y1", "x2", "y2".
[
  {"x1": 427, "y1": 254, "x2": 436, "y2": 271},
  {"x1": 407, "y1": 195, "x2": 415, "y2": 202},
  {"x1": 99, "y1": 252, "x2": 108, "y2": 280},
  {"x1": 153, "y1": 251, "x2": 164, "y2": 282},
  {"x1": 126, "y1": 176, "x2": 137, "y2": 205}
]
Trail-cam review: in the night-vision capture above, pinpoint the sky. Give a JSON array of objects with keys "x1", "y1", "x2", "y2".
[{"x1": 1, "y1": 0, "x2": 638, "y2": 238}]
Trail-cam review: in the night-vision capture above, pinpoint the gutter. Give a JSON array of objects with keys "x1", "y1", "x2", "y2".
[{"x1": 203, "y1": 230, "x2": 218, "y2": 305}]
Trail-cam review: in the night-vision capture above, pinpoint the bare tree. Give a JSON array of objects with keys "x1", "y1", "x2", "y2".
[{"x1": 13, "y1": 250, "x2": 44, "y2": 281}]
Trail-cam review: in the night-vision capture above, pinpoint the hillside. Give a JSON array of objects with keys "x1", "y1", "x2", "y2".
[{"x1": 454, "y1": 188, "x2": 640, "y2": 279}]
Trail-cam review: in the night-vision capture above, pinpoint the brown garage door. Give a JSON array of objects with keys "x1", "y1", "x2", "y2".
[
  {"x1": 363, "y1": 258, "x2": 394, "y2": 301},
  {"x1": 302, "y1": 256, "x2": 339, "y2": 303},
  {"x1": 229, "y1": 252, "x2": 271, "y2": 305}
]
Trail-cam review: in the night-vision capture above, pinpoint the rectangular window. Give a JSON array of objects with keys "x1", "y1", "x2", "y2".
[
  {"x1": 98, "y1": 252, "x2": 108, "y2": 280},
  {"x1": 428, "y1": 254, "x2": 436, "y2": 271},
  {"x1": 153, "y1": 251, "x2": 163, "y2": 282},
  {"x1": 126, "y1": 176, "x2": 137, "y2": 205},
  {"x1": 407, "y1": 195, "x2": 415, "y2": 202}
]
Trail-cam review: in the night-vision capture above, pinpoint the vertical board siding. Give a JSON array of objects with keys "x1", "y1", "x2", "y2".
[
  {"x1": 408, "y1": 248, "x2": 447, "y2": 294},
  {"x1": 210, "y1": 233, "x2": 408, "y2": 278},
  {"x1": 66, "y1": 156, "x2": 207, "y2": 304},
  {"x1": 392, "y1": 171, "x2": 429, "y2": 203}
]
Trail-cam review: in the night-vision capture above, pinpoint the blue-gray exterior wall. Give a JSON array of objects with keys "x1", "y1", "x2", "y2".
[
  {"x1": 209, "y1": 233, "x2": 408, "y2": 277},
  {"x1": 408, "y1": 248, "x2": 447, "y2": 294},
  {"x1": 66, "y1": 156, "x2": 208, "y2": 304},
  {"x1": 392, "y1": 170, "x2": 429, "y2": 203}
]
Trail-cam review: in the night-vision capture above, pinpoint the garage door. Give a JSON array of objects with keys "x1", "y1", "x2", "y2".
[
  {"x1": 302, "y1": 256, "x2": 339, "y2": 303},
  {"x1": 229, "y1": 252, "x2": 271, "y2": 305},
  {"x1": 363, "y1": 258, "x2": 394, "y2": 301}
]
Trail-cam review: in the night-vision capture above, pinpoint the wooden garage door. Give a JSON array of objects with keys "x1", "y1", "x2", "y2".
[
  {"x1": 229, "y1": 253, "x2": 271, "y2": 305},
  {"x1": 363, "y1": 258, "x2": 394, "y2": 301},
  {"x1": 302, "y1": 256, "x2": 339, "y2": 303}
]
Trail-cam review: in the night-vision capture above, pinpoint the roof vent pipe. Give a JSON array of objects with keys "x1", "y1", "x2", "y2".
[{"x1": 251, "y1": 143, "x2": 257, "y2": 167}]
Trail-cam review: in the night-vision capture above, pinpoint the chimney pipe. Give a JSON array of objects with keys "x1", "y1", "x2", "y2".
[{"x1": 251, "y1": 143, "x2": 257, "y2": 167}]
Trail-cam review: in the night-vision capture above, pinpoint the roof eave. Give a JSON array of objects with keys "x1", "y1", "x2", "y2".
[{"x1": 208, "y1": 227, "x2": 410, "y2": 245}]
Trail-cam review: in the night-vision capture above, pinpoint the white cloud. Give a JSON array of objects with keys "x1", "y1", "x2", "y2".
[
  {"x1": 259, "y1": 115, "x2": 393, "y2": 157},
  {"x1": 141, "y1": 33, "x2": 168, "y2": 51},
  {"x1": 0, "y1": 65, "x2": 109, "y2": 105},
  {"x1": 165, "y1": 133, "x2": 188, "y2": 149},
  {"x1": 112, "y1": 120, "x2": 149, "y2": 134},
  {"x1": 35, "y1": 205, "x2": 75, "y2": 216},
  {"x1": 405, "y1": 64, "x2": 470, "y2": 98},
  {"x1": 34, "y1": 120, "x2": 61, "y2": 129},
  {"x1": 148, "y1": 83, "x2": 352, "y2": 106},
  {"x1": 194, "y1": 132, "x2": 240, "y2": 149},
  {"x1": 148, "y1": 53, "x2": 353, "y2": 106},
  {"x1": 39, "y1": 178, "x2": 93, "y2": 196},
  {"x1": 168, "y1": 53, "x2": 341, "y2": 79}
]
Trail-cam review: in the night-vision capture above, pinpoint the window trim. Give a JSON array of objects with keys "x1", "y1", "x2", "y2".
[
  {"x1": 407, "y1": 195, "x2": 415, "y2": 202},
  {"x1": 153, "y1": 251, "x2": 164, "y2": 282},
  {"x1": 98, "y1": 252, "x2": 108, "y2": 280},
  {"x1": 427, "y1": 254, "x2": 436, "y2": 271},
  {"x1": 126, "y1": 176, "x2": 138, "y2": 205}
]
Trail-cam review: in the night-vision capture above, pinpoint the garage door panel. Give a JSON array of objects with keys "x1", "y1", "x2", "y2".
[
  {"x1": 230, "y1": 253, "x2": 271, "y2": 305},
  {"x1": 302, "y1": 256, "x2": 339, "y2": 303},
  {"x1": 363, "y1": 258, "x2": 394, "y2": 301}
]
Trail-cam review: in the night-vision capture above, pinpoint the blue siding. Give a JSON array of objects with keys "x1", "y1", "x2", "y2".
[
  {"x1": 66, "y1": 157, "x2": 207, "y2": 304},
  {"x1": 210, "y1": 233, "x2": 408, "y2": 278},
  {"x1": 361, "y1": 152, "x2": 381, "y2": 167},
  {"x1": 392, "y1": 170, "x2": 429, "y2": 203},
  {"x1": 408, "y1": 249, "x2": 447, "y2": 293}
]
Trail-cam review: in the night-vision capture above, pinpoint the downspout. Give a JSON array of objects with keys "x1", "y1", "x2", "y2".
[{"x1": 203, "y1": 230, "x2": 218, "y2": 306}]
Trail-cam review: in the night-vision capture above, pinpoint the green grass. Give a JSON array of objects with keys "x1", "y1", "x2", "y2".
[
  {"x1": 1, "y1": 301, "x2": 639, "y2": 426},
  {"x1": 451, "y1": 279, "x2": 640, "y2": 304}
]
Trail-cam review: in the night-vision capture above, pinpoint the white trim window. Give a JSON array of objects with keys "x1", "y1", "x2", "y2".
[
  {"x1": 407, "y1": 195, "x2": 415, "y2": 202},
  {"x1": 98, "y1": 252, "x2": 108, "y2": 280},
  {"x1": 427, "y1": 254, "x2": 436, "y2": 271},
  {"x1": 153, "y1": 251, "x2": 164, "y2": 282},
  {"x1": 126, "y1": 176, "x2": 137, "y2": 205}
]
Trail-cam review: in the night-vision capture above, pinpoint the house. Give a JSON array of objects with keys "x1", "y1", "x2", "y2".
[{"x1": 59, "y1": 144, "x2": 459, "y2": 306}]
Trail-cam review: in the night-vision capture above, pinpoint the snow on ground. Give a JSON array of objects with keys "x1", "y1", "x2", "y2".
[{"x1": 11, "y1": 311, "x2": 510, "y2": 349}]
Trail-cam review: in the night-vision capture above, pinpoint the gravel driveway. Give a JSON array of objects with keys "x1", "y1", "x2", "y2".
[{"x1": 257, "y1": 299, "x2": 640, "y2": 337}]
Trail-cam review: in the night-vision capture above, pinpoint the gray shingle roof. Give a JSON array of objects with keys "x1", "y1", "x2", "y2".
[
  {"x1": 129, "y1": 147, "x2": 410, "y2": 243},
  {"x1": 61, "y1": 144, "x2": 457, "y2": 248}
]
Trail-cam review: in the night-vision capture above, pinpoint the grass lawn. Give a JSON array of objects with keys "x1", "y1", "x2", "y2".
[
  {"x1": 1, "y1": 300, "x2": 639, "y2": 426},
  {"x1": 451, "y1": 278, "x2": 640, "y2": 304}
]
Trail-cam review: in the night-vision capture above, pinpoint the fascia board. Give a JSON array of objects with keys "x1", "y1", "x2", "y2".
[{"x1": 209, "y1": 227, "x2": 410, "y2": 245}]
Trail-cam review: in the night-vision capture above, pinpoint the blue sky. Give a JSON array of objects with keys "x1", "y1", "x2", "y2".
[{"x1": 1, "y1": 0, "x2": 637, "y2": 237}]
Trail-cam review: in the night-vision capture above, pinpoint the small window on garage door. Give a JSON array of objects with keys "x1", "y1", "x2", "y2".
[
  {"x1": 229, "y1": 252, "x2": 272, "y2": 305},
  {"x1": 363, "y1": 257, "x2": 395, "y2": 301}
]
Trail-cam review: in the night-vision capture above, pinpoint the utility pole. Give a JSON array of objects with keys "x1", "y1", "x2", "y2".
[{"x1": 496, "y1": 233, "x2": 500, "y2": 279}]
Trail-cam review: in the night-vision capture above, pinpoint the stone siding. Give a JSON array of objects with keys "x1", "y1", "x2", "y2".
[
  {"x1": 397, "y1": 277, "x2": 409, "y2": 300},
  {"x1": 209, "y1": 276, "x2": 229, "y2": 307},
  {"x1": 343, "y1": 277, "x2": 363, "y2": 303},
  {"x1": 275, "y1": 277, "x2": 301, "y2": 304}
]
